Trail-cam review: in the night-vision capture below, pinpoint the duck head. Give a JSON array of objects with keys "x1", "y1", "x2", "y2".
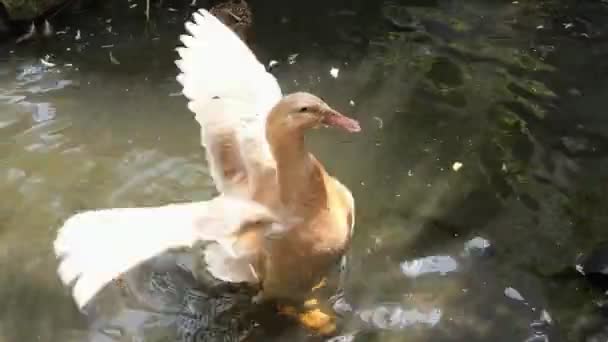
[{"x1": 267, "y1": 92, "x2": 361, "y2": 134}]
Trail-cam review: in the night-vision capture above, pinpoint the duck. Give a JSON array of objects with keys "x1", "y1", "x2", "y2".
[
  {"x1": 53, "y1": 7, "x2": 360, "y2": 334},
  {"x1": 175, "y1": 8, "x2": 360, "y2": 304}
]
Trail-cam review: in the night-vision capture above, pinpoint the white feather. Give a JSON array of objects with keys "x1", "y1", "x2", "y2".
[
  {"x1": 54, "y1": 196, "x2": 278, "y2": 309},
  {"x1": 175, "y1": 8, "x2": 281, "y2": 195}
]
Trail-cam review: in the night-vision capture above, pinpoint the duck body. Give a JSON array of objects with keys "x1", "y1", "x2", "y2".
[
  {"x1": 176, "y1": 10, "x2": 361, "y2": 304},
  {"x1": 257, "y1": 162, "x2": 354, "y2": 302}
]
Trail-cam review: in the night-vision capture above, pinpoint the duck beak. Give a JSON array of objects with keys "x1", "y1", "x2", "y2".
[{"x1": 321, "y1": 108, "x2": 361, "y2": 133}]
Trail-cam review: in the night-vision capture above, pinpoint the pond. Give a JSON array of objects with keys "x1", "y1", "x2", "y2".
[{"x1": 1, "y1": 0, "x2": 608, "y2": 341}]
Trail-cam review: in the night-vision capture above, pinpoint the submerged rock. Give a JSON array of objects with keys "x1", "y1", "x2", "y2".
[
  {"x1": 1, "y1": 0, "x2": 66, "y2": 21},
  {"x1": 580, "y1": 243, "x2": 608, "y2": 291},
  {"x1": 381, "y1": 3, "x2": 421, "y2": 32}
]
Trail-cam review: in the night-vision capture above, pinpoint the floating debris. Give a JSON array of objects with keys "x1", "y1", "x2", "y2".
[
  {"x1": 268, "y1": 60, "x2": 279, "y2": 71},
  {"x1": 463, "y1": 236, "x2": 493, "y2": 257},
  {"x1": 330, "y1": 67, "x2": 340, "y2": 78},
  {"x1": 287, "y1": 53, "x2": 299, "y2": 65},
  {"x1": 358, "y1": 304, "x2": 441, "y2": 330},
  {"x1": 109, "y1": 51, "x2": 121, "y2": 65},
  {"x1": 504, "y1": 287, "x2": 525, "y2": 302},
  {"x1": 373, "y1": 116, "x2": 384, "y2": 129},
  {"x1": 540, "y1": 309, "x2": 552, "y2": 325},
  {"x1": 401, "y1": 255, "x2": 458, "y2": 278},
  {"x1": 326, "y1": 332, "x2": 357, "y2": 342},
  {"x1": 332, "y1": 296, "x2": 353, "y2": 314},
  {"x1": 349, "y1": 100, "x2": 355, "y2": 106},
  {"x1": 40, "y1": 55, "x2": 56, "y2": 68},
  {"x1": 452, "y1": 161, "x2": 463, "y2": 171}
]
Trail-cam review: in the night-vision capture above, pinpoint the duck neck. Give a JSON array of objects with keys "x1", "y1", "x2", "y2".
[{"x1": 267, "y1": 127, "x2": 325, "y2": 213}]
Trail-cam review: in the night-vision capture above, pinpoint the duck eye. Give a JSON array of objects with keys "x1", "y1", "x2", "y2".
[{"x1": 299, "y1": 107, "x2": 308, "y2": 112}]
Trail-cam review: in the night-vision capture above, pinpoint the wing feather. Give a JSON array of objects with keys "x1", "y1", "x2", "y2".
[{"x1": 175, "y1": 9, "x2": 281, "y2": 196}]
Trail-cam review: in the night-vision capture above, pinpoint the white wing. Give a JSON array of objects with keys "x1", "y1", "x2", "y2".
[
  {"x1": 175, "y1": 8, "x2": 282, "y2": 197},
  {"x1": 54, "y1": 196, "x2": 279, "y2": 309}
]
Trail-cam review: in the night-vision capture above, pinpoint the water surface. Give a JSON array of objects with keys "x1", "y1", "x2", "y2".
[{"x1": 1, "y1": 0, "x2": 608, "y2": 341}]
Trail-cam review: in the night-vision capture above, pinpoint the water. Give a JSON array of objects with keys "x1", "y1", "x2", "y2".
[{"x1": 1, "y1": 0, "x2": 608, "y2": 341}]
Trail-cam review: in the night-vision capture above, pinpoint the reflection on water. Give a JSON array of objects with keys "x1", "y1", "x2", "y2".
[{"x1": 1, "y1": 0, "x2": 608, "y2": 341}]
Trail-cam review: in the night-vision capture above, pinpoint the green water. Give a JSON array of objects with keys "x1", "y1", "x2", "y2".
[{"x1": 1, "y1": 0, "x2": 608, "y2": 341}]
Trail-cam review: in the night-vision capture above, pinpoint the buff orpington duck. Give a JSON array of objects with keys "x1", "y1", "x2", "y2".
[
  {"x1": 54, "y1": 7, "x2": 360, "y2": 334},
  {"x1": 175, "y1": 8, "x2": 360, "y2": 302}
]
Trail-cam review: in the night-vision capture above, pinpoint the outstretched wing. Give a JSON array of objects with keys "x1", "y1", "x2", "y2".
[
  {"x1": 54, "y1": 196, "x2": 281, "y2": 309},
  {"x1": 175, "y1": 8, "x2": 281, "y2": 197}
]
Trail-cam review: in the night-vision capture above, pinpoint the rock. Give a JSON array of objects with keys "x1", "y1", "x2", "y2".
[
  {"x1": 580, "y1": 243, "x2": 608, "y2": 291},
  {"x1": 1, "y1": 0, "x2": 65, "y2": 21}
]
